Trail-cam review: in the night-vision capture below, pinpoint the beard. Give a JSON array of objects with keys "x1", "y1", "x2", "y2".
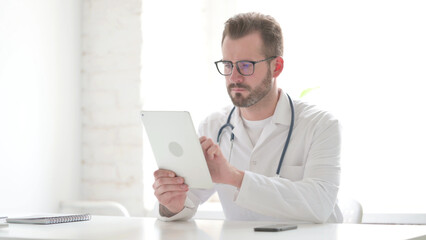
[{"x1": 227, "y1": 70, "x2": 273, "y2": 108}]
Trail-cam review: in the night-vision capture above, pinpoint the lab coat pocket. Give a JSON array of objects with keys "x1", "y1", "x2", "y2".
[{"x1": 280, "y1": 166, "x2": 304, "y2": 181}]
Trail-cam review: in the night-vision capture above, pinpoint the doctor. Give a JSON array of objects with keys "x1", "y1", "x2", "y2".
[{"x1": 153, "y1": 12, "x2": 343, "y2": 223}]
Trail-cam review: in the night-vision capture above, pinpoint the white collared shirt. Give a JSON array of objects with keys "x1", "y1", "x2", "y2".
[{"x1": 158, "y1": 90, "x2": 343, "y2": 223}]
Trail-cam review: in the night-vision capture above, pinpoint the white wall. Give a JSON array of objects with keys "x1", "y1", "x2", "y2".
[
  {"x1": 0, "y1": 0, "x2": 81, "y2": 214},
  {"x1": 81, "y1": 0, "x2": 144, "y2": 216}
]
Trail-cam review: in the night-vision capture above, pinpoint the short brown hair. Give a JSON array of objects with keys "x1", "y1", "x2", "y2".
[{"x1": 221, "y1": 12, "x2": 283, "y2": 57}]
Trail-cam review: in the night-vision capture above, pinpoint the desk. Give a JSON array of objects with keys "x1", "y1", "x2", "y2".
[{"x1": 0, "y1": 216, "x2": 425, "y2": 240}]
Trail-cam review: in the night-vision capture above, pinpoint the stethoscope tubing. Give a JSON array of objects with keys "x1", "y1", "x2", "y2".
[
  {"x1": 216, "y1": 93, "x2": 295, "y2": 176},
  {"x1": 216, "y1": 106, "x2": 236, "y2": 143},
  {"x1": 275, "y1": 94, "x2": 295, "y2": 175}
]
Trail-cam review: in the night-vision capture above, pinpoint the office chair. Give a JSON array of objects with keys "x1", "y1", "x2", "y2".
[
  {"x1": 59, "y1": 200, "x2": 130, "y2": 217},
  {"x1": 339, "y1": 198, "x2": 363, "y2": 223}
]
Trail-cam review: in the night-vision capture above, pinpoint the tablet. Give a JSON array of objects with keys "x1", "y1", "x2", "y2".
[{"x1": 141, "y1": 111, "x2": 214, "y2": 189}]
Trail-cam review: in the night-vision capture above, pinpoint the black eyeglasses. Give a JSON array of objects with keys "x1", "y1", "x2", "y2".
[{"x1": 214, "y1": 56, "x2": 277, "y2": 76}]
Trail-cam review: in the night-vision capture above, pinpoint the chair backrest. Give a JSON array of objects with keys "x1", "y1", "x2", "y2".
[
  {"x1": 59, "y1": 200, "x2": 130, "y2": 217},
  {"x1": 339, "y1": 198, "x2": 363, "y2": 223}
]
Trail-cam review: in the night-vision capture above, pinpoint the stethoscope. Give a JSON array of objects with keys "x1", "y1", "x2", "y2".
[{"x1": 216, "y1": 93, "x2": 295, "y2": 176}]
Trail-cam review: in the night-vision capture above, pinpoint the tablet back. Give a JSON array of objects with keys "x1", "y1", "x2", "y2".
[{"x1": 141, "y1": 111, "x2": 214, "y2": 189}]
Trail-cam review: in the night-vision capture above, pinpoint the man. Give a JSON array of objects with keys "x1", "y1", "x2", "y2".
[{"x1": 153, "y1": 12, "x2": 343, "y2": 223}]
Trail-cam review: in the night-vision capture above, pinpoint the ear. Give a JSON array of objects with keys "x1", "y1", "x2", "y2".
[{"x1": 272, "y1": 56, "x2": 284, "y2": 78}]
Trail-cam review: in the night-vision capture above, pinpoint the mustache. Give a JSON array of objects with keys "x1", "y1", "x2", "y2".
[{"x1": 228, "y1": 83, "x2": 251, "y2": 90}]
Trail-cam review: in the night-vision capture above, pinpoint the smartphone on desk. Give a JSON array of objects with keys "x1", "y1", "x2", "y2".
[{"x1": 254, "y1": 224, "x2": 297, "y2": 232}]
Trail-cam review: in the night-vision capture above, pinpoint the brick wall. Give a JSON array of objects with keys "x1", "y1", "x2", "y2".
[{"x1": 81, "y1": 0, "x2": 144, "y2": 216}]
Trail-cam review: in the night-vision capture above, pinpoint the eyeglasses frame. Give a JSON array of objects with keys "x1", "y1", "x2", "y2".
[{"x1": 214, "y1": 56, "x2": 277, "y2": 76}]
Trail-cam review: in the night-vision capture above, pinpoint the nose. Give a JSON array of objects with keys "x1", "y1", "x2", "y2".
[{"x1": 229, "y1": 64, "x2": 244, "y2": 83}]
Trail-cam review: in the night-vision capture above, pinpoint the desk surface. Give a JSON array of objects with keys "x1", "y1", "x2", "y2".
[{"x1": 0, "y1": 216, "x2": 425, "y2": 240}]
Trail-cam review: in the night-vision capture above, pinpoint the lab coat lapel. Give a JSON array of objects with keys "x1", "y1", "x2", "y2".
[
  {"x1": 255, "y1": 123, "x2": 278, "y2": 150},
  {"x1": 253, "y1": 91, "x2": 292, "y2": 151}
]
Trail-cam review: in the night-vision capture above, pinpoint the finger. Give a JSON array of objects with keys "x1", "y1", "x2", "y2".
[
  {"x1": 200, "y1": 137, "x2": 213, "y2": 151},
  {"x1": 154, "y1": 169, "x2": 176, "y2": 179},
  {"x1": 155, "y1": 183, "x2": 188, "y2": 197},
  {"x1": 200, "y1": 136, "x2": 214, "y2": 147},
  {"x1": 152, "y1": 176, "x2": 185, "y2": 190},
  {"x1": 199, "y1": 136, "x2": 207, "y2": 143},
  {"x1": 202, "y1": 139, "x2": 218, "y2": 160},
  {"x1": 207, "y1": 144, "x2": 218, "y2": 157}
]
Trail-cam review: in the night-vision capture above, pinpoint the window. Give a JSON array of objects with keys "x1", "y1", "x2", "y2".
[{"x1": 141, "y1": 0, "x2": 426, "y2": 215}]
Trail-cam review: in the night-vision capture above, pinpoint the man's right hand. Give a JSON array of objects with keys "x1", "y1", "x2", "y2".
[{"x1": 153, "y1": 169, "x2": 188, "y2": 216}]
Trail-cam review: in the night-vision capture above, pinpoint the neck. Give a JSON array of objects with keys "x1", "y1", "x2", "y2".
[{"x1": 239, "y1": 88, "x2": 280, "y2": 121}]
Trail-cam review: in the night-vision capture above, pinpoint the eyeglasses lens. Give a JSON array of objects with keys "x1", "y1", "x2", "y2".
[
  {"x1": 222, "y1": 62, "x2": 233, "y2": 75},
  {"x1": 218, "y1": 61, "x2": 254, "y2": 76},
  {"x1": 237, "y1": 61, "x2": 254, "y2": 76}
]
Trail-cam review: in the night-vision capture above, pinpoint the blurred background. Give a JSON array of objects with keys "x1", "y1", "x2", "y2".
[{"x1": 1, "y1": 0, "x2": 425, "y2": 222}]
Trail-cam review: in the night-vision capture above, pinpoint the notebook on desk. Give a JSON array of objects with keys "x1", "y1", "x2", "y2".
[
  {"x1": 0, "y1": 216, "x2": 7, "y2": 228},
  {"x1": 6, "y1": 213, "x2": 91, "y2": 225}
]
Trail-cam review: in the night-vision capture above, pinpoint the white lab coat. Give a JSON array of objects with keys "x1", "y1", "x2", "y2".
[{"x1": 159, "y1": 90, "x2": 343, "y2": 223}]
